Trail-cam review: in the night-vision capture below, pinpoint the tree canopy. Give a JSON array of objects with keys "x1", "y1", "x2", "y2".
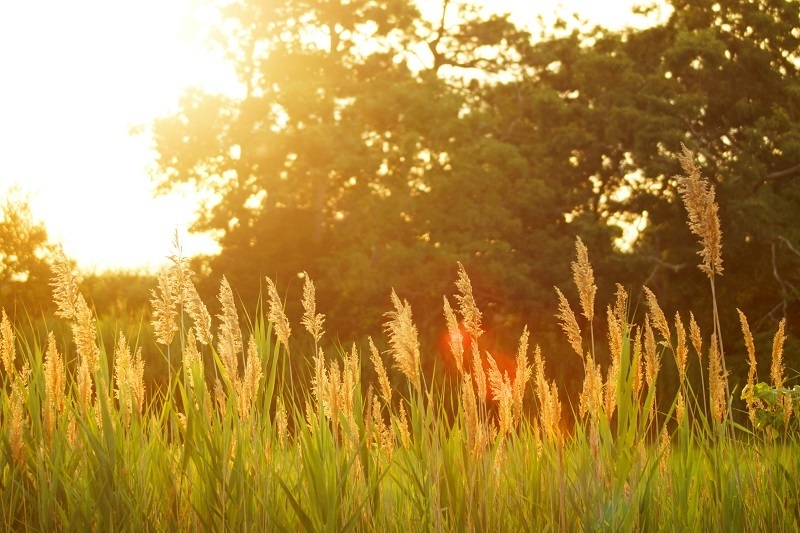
[{"x1": 148, "y1": 0, "x2": 800, "y2": 380}]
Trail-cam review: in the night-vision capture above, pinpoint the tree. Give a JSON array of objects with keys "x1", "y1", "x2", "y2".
[{"x1": 0, "y1": 188, "x2": 56, "y2": 314}]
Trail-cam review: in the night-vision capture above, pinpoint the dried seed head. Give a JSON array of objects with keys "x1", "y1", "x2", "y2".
[
  {"x1": 43, "y1": 331, "x2": 65, "y2": 439},
  {"x1": 512, "y1": 326, "x2": 532, "y2": 426},
  {"x1": 184, "y1": 280, "x2": 212, "y2": 345},
  {"x1": 689, "y1": 312, "x2": 703, "y2": 364},
  {"x1": 470, "y1": 339, "x2": 487, "y2": 404},
  {"x1": 151, "y1": 266, "x2": 178, "y2": 346},
  {"x1": 674, "y1": 312, "x2": 688, "y2": 385},
  {"x1": 73, "y1": 295, "x2": 99, "y2": 371},
  {"x1": 276, "y1": 397, "x2": 288, "y2": 451},
  {"x1": 770, "y1": 318, "x2": 787, "y2": 390},
  {"x1": 677, "y1": 144, "x2": 723, "y2": 277},
  {"x1": 708, "y1": 333, "x2": 727, "y2": 424},
  {"x1": 443, "y1": 296, "x2": 464, "y2": 373},
  {"x1": 50, "y1": 247, "x2": 80, "y2": 320},
  {"x1": 614, "y1": 283, "x2": 628, "y2": 325},
  {"x1": 644, "y1": 316, "x2": 660, "y2": 390},
  {"x1": 397, "y1": 403, "x2": 411, "y2": 450},
  {"x1": 369, "y1": 337, "x2": 392, "y2": 406},
  {"x1": 217, "y1": 276, "x2": 242, "y2": 382},
  {"x1": 555, "y1": 288, "x2": 583, "y2": 359},
  {"x1": 643, "y1": 287, "x2": 671, "y2": 346},
  {"x1": 607, "y1": 306, "x2": 622, "y2": 369},
  {"x1": 300, "y1": 272, "x2": 325, "y2": 344},
  {"x1": 658, "y1": 427, "x2": 671, "y2": 477},
  {"x1": 572, "y1": 237, "x2": 596, "y2": 323},
  {"x1": 455, "y1": 262, "x2": 483, "y2": 339},
  {"x1": 579, "y1": 355, "x2": 604, "y2": 420},
  {"x1": 265, "y1": 276, "x2": 292, "y2": 353},
  {"x1": 383, "y1": 289, "x2": 421, "y2": 391},
  {"x1": 10, "y1": 381, "x2": 26, "y2": 468},
  {"x1": 1, "y1": 309, "x2": 15, "y2": 377}
]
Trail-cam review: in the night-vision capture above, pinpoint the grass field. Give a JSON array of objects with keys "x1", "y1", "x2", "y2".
[{"x1": 1, "y1": 148, "x2": 799, "y2": 531}]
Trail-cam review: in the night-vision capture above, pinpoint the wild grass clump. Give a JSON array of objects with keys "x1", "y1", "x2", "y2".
[{"x1": 1, "y1": 149, "x2": 799, "y2": 530}]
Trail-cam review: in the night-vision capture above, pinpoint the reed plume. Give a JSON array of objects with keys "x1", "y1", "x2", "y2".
[
  {"x1": 237, "y1": 337, "x2": 262, "y2": 419},
  {"x1": 470, "y1": 338, "x2": 487, "y2": 404},
  {"x1": 674, "y1": 312, "x2": 688, "y2": 385},
  {"x1": 443, "y1": 296, "x2": 464, "y2": 373},
  {"x1": 1, "y1": 309, "x2": 15, "y2": 377},
  {"x1": 770, "y1": 318, "x2": 786, "y2": 390},
  {"x1": 151, "y1": 266, "x2": 178, "y2": 346},
  {"x1": 643, "y1": 287, "x2": 671, "y2": 346},
  {"x1": 43, "y1": 331, "x2": 65, "y2": 440},
  {"x1": 184, "y1": 279, "x2": 212, "y2": 345},
  {"x1": 572, "y1": 237, "x2": 596, "y2": 323},
  {"x1": 708, "y1": 333, "x2": 727, "y2": 424},
  {"x1": 512, "y1": 326, "x2": 531, "y2": 427},
  {"x1": 50, "y1": 247, "x2": 80, "y2": 320},
  {"x1": 383, "y1": 289, "x2": 421, "y2": 391},
  {"x1": 555, "y1": 288, "x2": 583, "y2": 359},
  {"x1": 10, "y1": 378, "x2": 26, "y2": 467},
  {"x1": 217, "y1": 276, "x2": 243, "y2": 382},
  {"x1": 300, "y1": 272, "x2": 325, "y2": 345},
  {"x1": 265, "y1": 276, "x2": 292, "y2": 353},
  {"x1": 455, "y1": 262, "x2": 483, "y2": 339},
  {"x1": 369, "y1": 336, "x2": 392, "y2": 406},
  {"x1": 677, "y1": 144, "x2": 723, "y2": 277}
]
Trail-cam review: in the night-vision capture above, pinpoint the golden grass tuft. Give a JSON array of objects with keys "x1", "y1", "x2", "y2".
[
  {"x1": 1, "y1": 308, "x2": 15, "y2": 377},
  {"x1": 708, "y1": 333, "x2": 727, "y2": 424},
  {"x1": 555, "y1": 287, "x2": 583, "y2": 359},
  {"x1": 265, "y1": 276, "x2": 292, "y2": 353},
  {"x1": 151, "y1": 266, "x2": 179, "y2": 347},
  {"x1": 369, "y1": 336, "x2": 392, "y2": 406},
  {"x1": 676, "y1": 144, "x2": 723, "y2": 278},
  {"x1": 770, "y1": 318, "x2": 787, "y2": 390},
  {"x1": 571, "y1": 236, "x2": 597, "y2": 323},
  {"x1": 300, "y1": 272, "x2": 325, "y2": 345},
  {"x1": 384, "y1": 289, "x2": 421, "y2": 391},
  {"x1": 454, "y1": 262, "x2": 483, "y2": 339},
  {"x1": 443, "y1": 296, "x2": 464, "y2": 374},
  {"x1": 217, "y1": 276, "x2": 243, "y2": 382}
]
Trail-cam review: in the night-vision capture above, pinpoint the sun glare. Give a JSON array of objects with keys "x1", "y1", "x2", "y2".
[{"x1": 0, "y1": 0, "x2": 657, "y2": 272}]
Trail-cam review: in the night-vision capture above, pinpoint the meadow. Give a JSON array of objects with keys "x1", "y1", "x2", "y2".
[{"x1": 1, "y1": 147, "x2": 799, "y2": 531}]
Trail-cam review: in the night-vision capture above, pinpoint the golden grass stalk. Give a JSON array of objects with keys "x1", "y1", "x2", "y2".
[
  {"x1": 462, "y1": 373, "x2": 483, "y2": 455},
  {"x1": 300, "y1": 272, "x2": 325, "y2": 345},
  {"x1": 217, "y1": 276, "x2": 242, "y2": 382},
  {"x1": 383, "y1": 289, "x2": 421, "y2": 391},
  {"x1": 770, "y1": 318, "x2": 787, "y2": 390},
  {"x1": 470, "y1": 338, "x2": 487, "y2": 405},
  {"x1": 571, "y1": 236, "x2": 596, "y2": 323},
  {"x1": 10, "y1": 378, "x2": 26, "y2": 468},
  {"x1": 50, "y1": 247, "x2": 80, "y2": 320},
  {"x1": 43, "y1": 331, "x2": 65, "y2": 440},
  {"x1": 512, "y1": 326, "x2": 531, "y2": 427},
  {"x1": 644, "y1": 316, "x2": 660, "y2": 391},
  {"x1": 397, "y1": 403, "x2": 411, "y2": 450},
  {"x1": 114, "y1": 332, "x2": 134, "y2": 425},
  {"x1": 369, "y1": 337, "x2": 392, "y2": 406},
  {"x1": 632, "y1": 326, "x2": 644, "y2": 400},
  {"x1": 643, "y1": 287, "x2": 671, "y2": 346},
  {"x1": 276, "y1": 397, "x2": 288, "y2": 451},
  {"x1": 455, "y1": 262, "x2": 483, "y2": 339},
  {"x1": 658, "y1": 427, "x2": 671, "y2": 477},
  {"x1": 151, "y1": 266, "x2": 178, "y2": 347},
  {"x1": 689, "y1": 312, "x2": 703, "y2": 363},
  {"x1": 443, "y1": 296, "x2": 464, "y2": 373},
  {"x1": 184, "y1": 279, "x2": 212, "y2": 345},
  {"x1": 708, "y1": 333, "x2": 727, "y2": 424},
  {"x1": 312, "y1": 347, "x2": 327, "y2": 414},
  {"x1": 579, "y1": 355, "x2": 603, "y2": 420},
  {"x1": 73, "y1": 294, "x2": 100, "y2": 373},
  {"x1": 555, "y1": 288, "x2": 583, "y2": 359},
  {"x1": 676, "y1": 392, "x2": 685, "y2": 427},
  {"x1": 265, "y1": 276, "x2": 292, "y2": 353},
  {"x1": 487, "y1": 351, "x2": 514, "y2": 435},
  {"x1": 736, "y1": 309, "x2": 760, "y2": 423},
  {"x1": 613, "y1": 283, "x2": 628, "y2": 324},
  {"x1": 76, "y1": 355, "x2": 93, "y2": 414},
  {"x1": 237, "y1": 337, "x2": 262, "y2": 419},
  {"x1": 1, "y1": 308, "x2": 15, "y2": 377},
  {"x1": 674, "y1": 312, "x2": 688, "y2": 386},
  {"x1": 676, "y1": 144, "x2": 723, "y2": 278}
]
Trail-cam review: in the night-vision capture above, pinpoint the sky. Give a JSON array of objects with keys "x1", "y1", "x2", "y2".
[{"x1": 0, "y1": 0, "x2": 665, "y2": 272}]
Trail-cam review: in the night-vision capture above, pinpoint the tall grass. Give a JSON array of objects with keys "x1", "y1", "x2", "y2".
[{"x1": 1, "y1": 148, "x2": 799, "y2": 531}]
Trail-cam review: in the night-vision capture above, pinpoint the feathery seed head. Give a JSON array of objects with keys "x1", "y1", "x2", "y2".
[
  {"x1": 708, "y1": 333, "x2": 727, "y2": 424},
  {"x1": 217, "y1": 276, "x2": 242, "y2": 381},
  {"x1": 689, "y1": 312, "x2": 703, "y2": 364},
  {"x1": 300, "y1": 272, "x2": 325, "y2": 344},
  {"x1": 770, "y1": 318, "x2": 787, "y2": 390},
  {"x1": 470, "y1": 339, "x2": 487, "y2": 404},
  {"x1": 151, "y1": 266, "x2": 178, "y2": 346},
  {"x1": 674, "y1": 312, "x2": 688, "y2": 385},
  {"x1": 512, "y1": 326, "x2": 531, "y2": 426},
  {"x1": 1, "y1": 309, "x2": 15, "y2": 377},
  {"x1": 643, "y1": 287, "x2": 671, "y2": 346},
  {"x1": 50, "y1": 247, "x2": 80, "y2": 320},
  {"x1": 555, "y1": 287, "x2": 583, "y2": 359},
  {"x1": 455, "y1": 262, "x2": 483, "y2": 339},
  {"x1": 383, "y1": 289, "x2": 421, "y2": 391},
  {"x1": 572, "y1": 237, "x2": 596, "y2": 323},
  {"x1": 644, "y1": 316, "x2": 660, "y2": 390},
  {"x1": 184, "y1": 280, "x2": 212, "y2": 345},
  {"x1": 614, "y1": 283, "x2": 628, "y2": 325},
  {"x1": 265, "y1": 276, "x2": 292, "y2": 352},
  {"x1": 369, "y1": 337, "x2": 392, "y2": 406},
  {"x1": 443, "y1": 296, "x2": 464, "y2": 373},
  {"x1": 677, "y1": 144, "x2": 723, "y2": 277},
  {"x1": 72, "y1": 295, "x2": 99, "y2": 371}
]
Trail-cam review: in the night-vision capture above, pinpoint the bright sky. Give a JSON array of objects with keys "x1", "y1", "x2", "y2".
[{"x1": 0, "y1": 0, "x2": 664, "y2": 272}]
